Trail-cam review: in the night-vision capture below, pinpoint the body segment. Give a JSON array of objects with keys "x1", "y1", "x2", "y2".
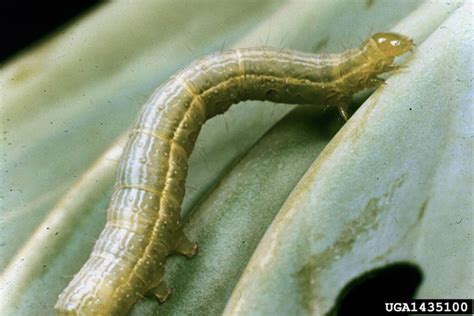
[{"x1": 56, "y1": 33, "x2": 413, "y2": 315}]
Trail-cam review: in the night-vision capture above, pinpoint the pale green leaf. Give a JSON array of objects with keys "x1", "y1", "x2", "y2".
[{"x1": 0, "y1": 1, "x2": 470, "y2": 315}]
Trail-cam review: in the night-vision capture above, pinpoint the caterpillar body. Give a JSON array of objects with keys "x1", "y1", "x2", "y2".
[{"x1": 55, "y1": 33, "x2": 413, "y2": 315}]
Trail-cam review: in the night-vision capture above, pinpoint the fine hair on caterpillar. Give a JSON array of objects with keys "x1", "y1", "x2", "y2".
[{"x1": 55, "y1": 32, "x2": 413, "y2": 315}]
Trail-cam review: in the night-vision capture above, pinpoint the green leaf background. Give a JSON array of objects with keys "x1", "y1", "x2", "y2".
[{"x1": 0, "y1": 0, "x2": 471, "y2": 315}]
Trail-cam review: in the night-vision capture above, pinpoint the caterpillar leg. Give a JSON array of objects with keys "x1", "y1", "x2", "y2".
[
  {"x1": 337, "y1": 103, "x2": 350, "y2": 121},
  {"x1": 384, "y1": 63, "x2": 407, "y2": 72},
  {"x1": 368, "y1": 77, "x2": 386, "y2": 88},
  {"x1": 150, "y1": 280, "x2": 172, "y2": 303},
  {"x1": 175, "y1": 234, "x2": 198, "y2": 258}
]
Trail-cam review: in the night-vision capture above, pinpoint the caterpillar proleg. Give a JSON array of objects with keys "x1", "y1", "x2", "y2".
[{"x1": 55, "y1": 32, "x2": 413, "y2": 315}]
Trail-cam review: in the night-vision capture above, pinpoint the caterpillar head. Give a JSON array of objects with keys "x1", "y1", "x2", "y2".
[{"x1": 370, "y1": 32, "x2": 414, "y2": 57}]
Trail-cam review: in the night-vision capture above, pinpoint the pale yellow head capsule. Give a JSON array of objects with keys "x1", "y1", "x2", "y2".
[{"x1": 370, "y1": 32, "x2": 414, "y2": 57}]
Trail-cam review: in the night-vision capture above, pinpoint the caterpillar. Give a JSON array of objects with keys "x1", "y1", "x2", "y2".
[{"x1": 55, "y1": 32, "x2": 413, "y2": 315}]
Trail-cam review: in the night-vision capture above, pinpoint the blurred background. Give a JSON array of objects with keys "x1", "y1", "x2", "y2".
[{"x1": 0, "y1": 2, "x2": 99, "y2": 63}]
